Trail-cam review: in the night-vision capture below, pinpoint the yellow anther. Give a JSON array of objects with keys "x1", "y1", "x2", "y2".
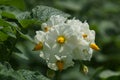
[
  {"x1": 90, "y1": 43, "x2": 100, "y2": 51},
  {"x1": 57, "y1": 36, "x2": 65, "y2": 44},
  {"x1": 82, "y1": 34, "x2": 87, "y2": 38},
  {"x1": 44, "y1": 26, "x2": 50, "y2": 32},
  {"x1": 33, "y1": 42, "x2": 43, "y2": 51},
  {"x1": 56, "y1": 60, "x2": 64, "y2": 71}
]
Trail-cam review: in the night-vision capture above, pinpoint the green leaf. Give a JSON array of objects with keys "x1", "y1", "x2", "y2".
[
  {"x1": 17, "y1": 70, "x2": 50, "y2": 80},
  {"x1": 19, "y1": 19, "x2": 41, "y2": 28},
  {"x1": 0, "y1": 31, "x2": 8, "y2": 41},
  {"x1": 0, "y1": 19, "x2": 17, "y2": 38},
  {"x1": 16, "y1": 11, "x2": 31, "y2": 20},
  {"x1": 2, "y1": 26, "x2": 16, "y2": 38},
  {"x1": 0, "y1": 0, "x2": 26, "y2": 10},
  {"x1": 1, "y1": 11, "x2": 16, "y2": 19},
  {"x1": 0, "y1": 5, "x2": 21, "y2": 16},
  {"x1": 99, "y1": 70, "x2": 120, "y2": 79},
  {"x1": 0, "y1": 19, "x2": 13, "y2": 27},
  {"x1": 0, "y1": 5, "x2": 18, "y2": 11},
  {"x1": 0, "y1": 6, "x2": 30, "y2": 20},
  {"x1": 13, "y1": 52, "x2": 29, "y2": 61},
  {"x1": 18, "y1": 31, "x2": 34, "y2": 42},
  {"x1": 0, "y1": 62, "x2": 50, "y2": 80},
  {"x1": 31, "y1": 5, "x2": 70, "y2": 22}
]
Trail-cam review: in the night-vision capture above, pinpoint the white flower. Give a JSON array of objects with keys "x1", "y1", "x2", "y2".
[
  {"x1": 41, "y1": 15, "x2": 67, "y2": 32},
  {"x1": 66, "y1": 19, "x2": 95, "y2": 43},
  {"x1": 81, "y1": 22, "x2": 100, "y2": 51},
  {"x1": 39, "y1": 24, "x2": 78, "y2": 70},
  {"x1": 34, "y1": 31, "x2": 46, "y2": 43},
  {"x1": 44, "y1": 24, "x2": 78, "y2": 55},
  {"x1": 81, "y1": 22, "x2": 95, "y2": 43},
  {"x1": 66, "y1": 19, "x2": 82, "y2": 35},
  {"x1": 73, "y1": 39, "x2": 93, "y2": 61},
  {"x1": 34, "y1": 15, "x2": 100, "y2": 71},
  {"x1": 47, "y1": 54, "x2": 74, "y2": 71},
  {"x1": 39, "y1": 41, "x2": 74, "y2": 69},
  {"x1": 66, "y1": 20, "x2": 98, "y2": 60},
  {"x1": 33, "y1": 31, "x2": 46, "y2": 51}
]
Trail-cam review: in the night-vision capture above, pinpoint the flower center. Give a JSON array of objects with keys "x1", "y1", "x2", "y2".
[
  {"x1": 82, "y1": 34, "x2": 87, "y2": 38},
  {"x1": 57, "y1": 36, "x2": 65, "y2": 44},
  {"x1": 56, "y1": 60, "x2": 64, "y2": 71},
  {"x1": 90, "y1": 43, "x2": 100, "y2": 51},
  {"x1": 33, "y1": 42, "x2": 43, "y2": 51}
]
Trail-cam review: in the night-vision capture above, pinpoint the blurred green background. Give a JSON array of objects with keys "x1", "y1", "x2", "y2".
[{"x1": 0, "y1": 0, "x2": 120, "y2": 80}]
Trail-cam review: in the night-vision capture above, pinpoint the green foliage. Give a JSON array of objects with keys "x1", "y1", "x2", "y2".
[
  {"x1": 0, "y1": 62, "x2": 50, "y2": 80},
  {"x1": 99, "y1": 70, "x2": 120, "y2": 79},
  {"x1": 0, "y1": 2, "x2": 71, "y2": 79},
  {"x1": 0, "y1": 31, "x2": 8, "y2": 41},
  {"x1": 0, "y1": 19, "x2": 14, "y2": 27},
  {"x1": 1, "y1": 11, "x2": 16, "y2": 19},
  {"x1": 0, "y1": 0, "x2": 26, "y2": 10},
  {"x1": 19, "y1": 19, "x2": 40, "y2": 28},
  {"x1": 31, "y1": 5, "x2": 70, "y2": 22},
  {"x1": 16, "y1": 11, "x2": 31, "y2": 20},
  {"x1": 0, "y1": 0, "x2": 120, "y2": 80}
]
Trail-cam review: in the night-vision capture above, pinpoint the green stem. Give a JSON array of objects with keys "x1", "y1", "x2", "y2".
[{"x1": 54, "y1": 71, "x2": 61, "y2": 80}]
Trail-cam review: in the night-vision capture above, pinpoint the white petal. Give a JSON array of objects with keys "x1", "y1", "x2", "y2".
[{"x1": 48, "y1": 63, "x2": 58, "y2": 71}]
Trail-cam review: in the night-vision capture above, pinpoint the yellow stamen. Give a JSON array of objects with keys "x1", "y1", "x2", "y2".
[
  {"x1": 82, "y1": 34, "x2": 87, "y2": 38},
  {"x1": 33, "y1": 42, "x2": 43, "y2": 51},
  {"x1": 90, "y1": 43, "x2": 100, "y2": 51},
  {"x1": 57, "y1": 36, "x2": 65, "y2": 44},
  {"x1": 44, "y1": 26, "x2": 50, "y2": 32},
  {"x1": 56, "y1": 60, "x2": 64, "y2": 71}
]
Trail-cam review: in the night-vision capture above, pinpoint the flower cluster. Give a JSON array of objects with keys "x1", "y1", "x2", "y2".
[{"x1": 34, "y1": 15, "x2": 100, "y2": 71}]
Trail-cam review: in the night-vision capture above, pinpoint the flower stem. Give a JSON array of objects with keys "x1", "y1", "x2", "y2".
[{"x1": 54, "y1": 71, "x2": 61, "y2": 80}]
